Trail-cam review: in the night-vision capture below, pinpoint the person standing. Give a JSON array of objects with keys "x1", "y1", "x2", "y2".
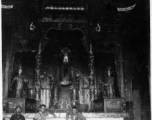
[{"x1": 10, "y1": 106, "x2": 25, "y2": 120}]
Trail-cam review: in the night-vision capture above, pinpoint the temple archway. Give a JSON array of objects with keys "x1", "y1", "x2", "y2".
[{"x1": 40, "y1": 29, "x2": 89, "y2": 109}]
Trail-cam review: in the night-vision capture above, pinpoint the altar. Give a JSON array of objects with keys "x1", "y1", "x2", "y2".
[{"x1": 3, "y1": 112, "x2": 129, "y2": 120}]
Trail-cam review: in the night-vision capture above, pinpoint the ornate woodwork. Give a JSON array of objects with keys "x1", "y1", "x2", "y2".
[
  {"x1": 104, "y1": 98, "x2": 125, "y2": 112},
  {"x1": 2, "y1": 0, "x2": 136, "y2": 113},
  {"x1": 3, "y1": 98, "x2": 36, "y2": 113}
]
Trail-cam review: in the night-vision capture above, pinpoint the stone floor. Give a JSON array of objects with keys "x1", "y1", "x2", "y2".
[{"x1": 3, "y1": 112, "x2": 129, "y2": 120}]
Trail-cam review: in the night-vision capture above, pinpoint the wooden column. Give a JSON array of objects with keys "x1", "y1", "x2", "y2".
[
  {"x1": 88, "y1": 43, "x2": 95, "y2": 111},
  {"x1": 4, "y1": 29, "x2": 14, "y2": 98},
  {"x1": 133, "y1": 90, "x2": 141, "y2": 120},
  {"x1": 4, "y1": 51, "x2": 10, "y2": 98},
  {"x1": 35, "y1": 42, "x2": 42, "y2": 107},
  {"x1": 123, "y1": 52, "x2": 133, "y2": 101},
  {"x1": 115, "y1": 44, "x2": 125, "y2": 98},
  {"x1": 119, "y1": 45, "x2": 125, "y2": 98}
]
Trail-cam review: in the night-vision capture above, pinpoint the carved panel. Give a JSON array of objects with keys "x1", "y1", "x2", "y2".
[
  {"x1": 104, "y1": 98, "x2": 125, "y2": 112},
  {"x1": 41, "y1": 22, "x2": 89, "y2": 53},
  {"x1": 42, "y1": 0, "x2": 87, "y2": 6},
  {"x1": 3, "y1": 98, "x2": 25, "y2": 113},
  {"x1": 3, "y1": 98, "x2": 37, "y2": 113}
]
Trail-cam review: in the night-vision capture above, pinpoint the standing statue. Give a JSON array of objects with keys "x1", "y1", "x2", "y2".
[
  {"x1": 60, "y1": 47, "x2": 71, "y2": 85},
  {"x1": 101, "y1": 67, "x2": 115, "y2": 98},
  {"x1": 10, "y1": 66, "x2": 27, "y2": 98},
  {"x1": 61, "y1": 47, "x2": 71, "y2": 64},
  {"x1": 48, "y1": 75, "x2": 54, "y2": 90},
  {"x1": 48, "y1": 74, "x2": 55, "y2": 107}
]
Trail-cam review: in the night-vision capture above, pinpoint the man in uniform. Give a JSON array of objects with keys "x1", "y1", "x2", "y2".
[
  {"x1": 10, "y1": 106, "x2": 25, "y2": 120},
  {"x1": 66, "y1": 106, "x2": 86, "y2": 120},
  {"x1": 33, "y1": 104, "x2": 56, "y2": 120}
]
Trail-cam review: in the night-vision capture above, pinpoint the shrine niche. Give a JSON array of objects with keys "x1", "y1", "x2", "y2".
[
  {"x1": 40, "y1": 29, "x2": 89, "y2": 110},
  {"x1": 6, "y1": 27, "x2": 122, "y2": 112},
  {"x1": 3, "y1": 18, "x2": 126, "y2": 113}
]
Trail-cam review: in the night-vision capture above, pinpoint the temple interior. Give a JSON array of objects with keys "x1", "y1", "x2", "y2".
[{"x1": 2, "y1": 0, "x2": 150, "y2": 120}]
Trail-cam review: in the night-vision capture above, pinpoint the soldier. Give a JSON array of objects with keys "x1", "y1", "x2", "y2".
[
  {"x1": 33, "y1": 104, "x2": 56, "y2": 120},
  {"x1": 66, "y1": 106, "x2": 86, "y2": 120},
  {"x1": 10, "y1": 106, "x2": 25, "y2": 120}
]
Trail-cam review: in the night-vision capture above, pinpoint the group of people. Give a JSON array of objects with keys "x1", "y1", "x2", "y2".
[{"x1": 10, "y1": 104, "x2": 86, "y2": 120}]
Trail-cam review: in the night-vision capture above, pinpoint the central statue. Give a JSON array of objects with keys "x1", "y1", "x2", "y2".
[
  {"x1": 52, "y1": 47, "x2": 80, "y2": 110},
  {"x1": 60, "y1": 47, "x2": 71, "y2": 85},
  {"x1": 61, "y1": 47, "x2": 71, "y2": 64}
]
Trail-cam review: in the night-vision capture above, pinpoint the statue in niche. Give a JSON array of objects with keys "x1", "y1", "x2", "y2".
[
  {"x1": 47, "y1": 74, "x2": 55, "y2": 107},
  {"x1": 48, "y1": 75, "x2": 54, "y2": 90},
  {"x1": 10, "y1": 66, "x2": 28, "y2": 98},
  {"x1": 102, "y1": 67, "x2": 115, "y2": 98},
  {"x1": 40, "y1": 73, "x2": 55, "y2": 108},
  {"x1": 60, "y1": 47, "x2": 71, "y2": 85},
  {"x1": 70, "y1": 70, "x2": 81, "y2": 106},
  {"x1": 61, "y1": 47, "x2": 71, "y2": 64}
]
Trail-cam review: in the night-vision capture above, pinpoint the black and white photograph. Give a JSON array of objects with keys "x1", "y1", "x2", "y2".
[{"x1": 2, "y1": 0, "x2": 150, "y2": 120}]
